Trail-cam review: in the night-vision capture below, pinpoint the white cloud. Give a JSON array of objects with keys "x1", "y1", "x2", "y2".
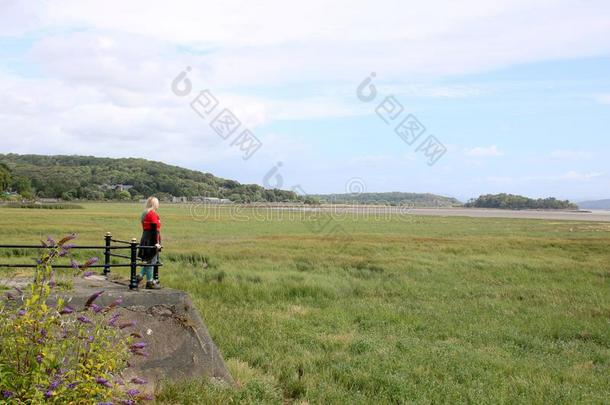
[
  {"x1": 0, "y1": 1, "x2": 40, "y2": 36},
  {"x1": 3, "y1": 0, "x2": 610, "y2": 85},
  {"x1": 466, "y1": 145, "x2": 503, "y2": 157}
]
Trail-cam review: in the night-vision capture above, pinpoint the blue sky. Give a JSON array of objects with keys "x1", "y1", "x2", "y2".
[{"x1": 0, "y1": 1, "x2": 609, "y2": 201}]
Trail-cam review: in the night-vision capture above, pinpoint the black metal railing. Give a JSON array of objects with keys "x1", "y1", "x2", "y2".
[{"x1": 0, "y1": 230, "x2": 162, "y2": 290}]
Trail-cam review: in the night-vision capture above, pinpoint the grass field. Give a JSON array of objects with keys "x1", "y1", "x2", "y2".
[{"x1": 1, "y1": 202, "x2": 609, "y2": 404}]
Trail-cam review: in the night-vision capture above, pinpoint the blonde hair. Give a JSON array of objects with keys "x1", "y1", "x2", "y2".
[{"x1": 145, "y1": 196, "x2": 160, "y2": 211}]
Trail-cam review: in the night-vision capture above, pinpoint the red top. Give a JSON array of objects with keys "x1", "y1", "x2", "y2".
[{"x1": 142, "y1": 210, "x2": 161, "y2": 243}]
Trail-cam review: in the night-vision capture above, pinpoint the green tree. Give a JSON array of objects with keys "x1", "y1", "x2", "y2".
[
  {"x1": 229, "y1": 193, "x2": 243, "y2": 203},
  {"x1": 11, "y1": 176, "x2": 32, "y2": 195},
  {"x1": 0, "y1": 163, "x2": 11, "y2": 191},
  {"x1": 61, "y1": 190, "x2": 78, "y2": 201},
  {"x1": 117, "y1": 190, "x2": 132, "y2": 200}
]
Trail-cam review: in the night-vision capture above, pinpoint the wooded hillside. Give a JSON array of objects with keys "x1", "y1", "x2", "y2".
[{"x1": 0, "y1": 154, "x2": 300, "y2": 202}]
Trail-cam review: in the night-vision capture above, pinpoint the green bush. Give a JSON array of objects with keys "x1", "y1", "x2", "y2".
[{"x1": 0, "y1": 235, "x2": 151, "y2": 403}]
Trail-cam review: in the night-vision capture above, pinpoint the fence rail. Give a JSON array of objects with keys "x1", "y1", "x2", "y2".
[{"x1": 0, "y1": 229, "x2": 162, "y2": 290}]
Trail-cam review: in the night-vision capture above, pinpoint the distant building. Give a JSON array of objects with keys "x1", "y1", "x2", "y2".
[
  {"x1": 102, "y1": 184, "x2": 134, "y2": 192},
  {"x1": 191, "y1": 196, "x2": 232, "y2": 204},
  {"x1": 172, "y1": 196, "x2": 188, "y2": 203}
]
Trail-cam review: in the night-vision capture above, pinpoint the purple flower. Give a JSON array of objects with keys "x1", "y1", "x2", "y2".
[
  {"x1": 17, "y1": 309, "x2": 26, "y2": 316},
  {"x1": 83, "y1": 271, "x2": 94, "y2": 277},
  {"x1": 67, "y1": 382, "x2": 79, "y2": 389},
  {"x1": 98, "y1": 403, "x2": 113, "y2": 405},
  {"x1": 108, "y1": 313, "x2": 120, "y2": 326},
  {"x1": 95, "y1": 377, "x2": 112, "y2": 388},
  {"x1": 71, "y1": 259, "x2": 80, "y2": 269},
  {"x1": 91, "y1": 304, "x2": 103, "y2": 313},
  {"x1": 58, "y1": 233, "x2": 77, "y2": 245},
  {"x1": 120, "y1": 400, "x2": 135, "y2": 405},
  {"x1": 49, "y1": 380, "x2": 60, "y2": 389},
  {"x1": 36, "y1": 353, "x2": 43, "y2": 364},
  {"x1": 127, "y1": 389, "x2": 140, "y2": 397},
  {"x1": 131, "y1": 342, "x2": 147, "y2": 349},
  {"x1": 82, "y1": 257, "x2": 99, "y2": 269},
  {"x1": 46, "y1": 236, "x2": 56, "y2": 247},
  {"x1": 107, "y1": 298, "x2": 123, "y2": 310},
  {"x1": 77, "y1": 315, "x2": 92, "y2": 324},
  {"x1": 88, "y1": 335, "x2": 95, "y2": 343},
  {"x1": 85, "y1": 290, "x2": 104, "y2": 308},
  {"x1": 60, "y1": 306, "x2": 74, "y2": 315},
  {"x1": 2, "y1": 390, "x2": 13, "y2": 399},
  {"x1": 130, "y1": 377, "x2": 147, "y2": 385},
  {"x1": 44, "y1": 390, "x2": 53, "y2": 398},
  {"x1": 119, "y1": 321, "x2": 136, "y2": 329}
]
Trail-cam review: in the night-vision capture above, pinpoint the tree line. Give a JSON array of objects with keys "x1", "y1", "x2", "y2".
[
  {"x1": 0, "y1": 154, "x2": 301, "y2": 203},
  {"x1": 312, "y1": 192, "x2": 461, "y2": 207},
  {"x1": 1, "y1": 155, "x2": 578, "y2": 209},
  {"x1": 465, "y1": 193, "x2": 577, "y2": 210}
]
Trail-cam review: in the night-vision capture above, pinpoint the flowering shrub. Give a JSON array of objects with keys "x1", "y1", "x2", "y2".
[{"x1": 0, "y1": 234, "x2": 151, "y2": 404}]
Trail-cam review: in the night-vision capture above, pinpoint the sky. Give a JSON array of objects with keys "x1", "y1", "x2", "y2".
[{"x1": 0, "y1": 0, "x2": 609, "y2": 202}]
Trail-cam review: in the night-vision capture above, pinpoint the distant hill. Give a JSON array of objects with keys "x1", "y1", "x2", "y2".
[
  {"x1": 0, "y1": 154, "x2": 300, "y2": 203},
  {"x1": 577, "y1": 199, "x2": 610, "y2": 210},
  {"x1": 311, "y1": 192, "x2": 462, "y2": 207}
]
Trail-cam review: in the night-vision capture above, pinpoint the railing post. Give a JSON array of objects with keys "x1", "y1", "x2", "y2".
[
  {"x1": 103, "y1": 232, "x2": 112, "y2": 276},
  {"x1": 129, "y1": 238, "x2": 138, "y2": 290}
]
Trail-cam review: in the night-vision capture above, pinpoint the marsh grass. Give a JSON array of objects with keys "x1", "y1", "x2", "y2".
[
  {"x1": 0, "y1": 203, "x2": 608, "y2": 403},
  {"x1": 0, "y1": 202, "x2": 84, "y2": 210}
]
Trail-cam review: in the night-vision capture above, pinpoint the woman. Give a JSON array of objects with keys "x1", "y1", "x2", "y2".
[{"x1": 137, "y1": 196, "x2": 162, "y2": 289}]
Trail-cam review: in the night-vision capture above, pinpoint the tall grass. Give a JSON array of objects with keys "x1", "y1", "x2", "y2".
[
  {"x1": 0, "y1": 202, "x2": 84, "y2": 209},
  {"x1": 0, "y1": 203, "x2": 608, "y2": 403}
]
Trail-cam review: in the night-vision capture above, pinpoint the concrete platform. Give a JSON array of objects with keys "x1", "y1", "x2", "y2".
[{"x1": 2, "y1": 275, "x2": 233, "y2": 390}]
